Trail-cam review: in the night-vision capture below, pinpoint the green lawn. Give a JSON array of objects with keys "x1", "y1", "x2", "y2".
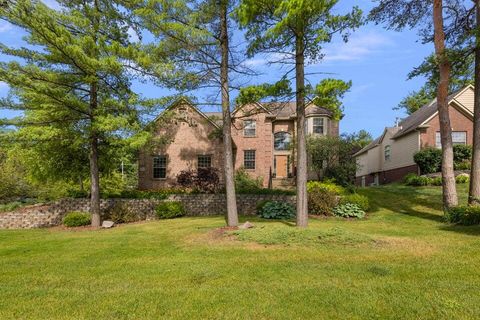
[{"x1": 1, "y1": 184, "x2": 480, "y2": 319}]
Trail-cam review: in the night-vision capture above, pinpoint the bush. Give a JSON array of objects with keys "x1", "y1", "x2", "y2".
[
  {"x1": 445, "y1": 205, "x2": 480, "y2": 226},
  {"x1": 333, "y1": 203, "x2": 366, "y2": 218},
  {"x1": 155, "y1": 201, "x2": 185, "y2": 219},
  {"x1": 456, "y1": 174, "x2": 470, "y2": 184},
  {"x1": 307, "y1": 180, "x2": 346, "y2": 195},
  {"x1": 308, "y1": 186, "x2": 338, "y2": 215},
  {"x1": 104, "y1": 189, "x2": 171, "y2": 199},
  {"x1": 258, "y1": 201, "x2": 295, "y2": 220},
  {"x1": 339, "y1": 193, "x2": 370, "y2": 212},
  {"x1": 431, "y1": 177, "x2": 443, "y2": 186},
  {"x1": 404, "y1": 174, "x2": 431, "y2": 186},
  {"x1": 63, "y1": 211, "x2": 91, "y2": 227},
  {"x1": 256, "y1": 200, "x2": 270, "y2": 214},
  {"x1": 455, "y1": 160, "x2": 471, "y2": 171},
  {"x1": 176, "y1": 168, "x2": 220, "y2": 193},
  {"x1": 414, "y1": 148, "x2": 442, "y2": 175},
  {"x1": 453, "y1": 144, "x2": 472, "y2": 166},
  {"x1": 235, "y1": 167, "x2": 263, "y2": 193},
  {"x1": 103, "y1": 202, "x2": 142, "y2": 224}
]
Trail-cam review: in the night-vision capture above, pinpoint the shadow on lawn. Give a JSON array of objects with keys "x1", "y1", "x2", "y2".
[{"x1": 361, "y1": 185, "x2": 445, "y2": 223}]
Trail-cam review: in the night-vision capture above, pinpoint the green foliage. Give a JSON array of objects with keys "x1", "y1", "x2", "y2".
[
  {"x1": 404, "y1": 174, "x2": 431, "y2": 186},
  {"x1": 396, "y1": 87, "x2": 433, "y2": 115},
  {"x1": 456, "y1": 174, "x2": 470, "y2": 184},
  {"x1": 308, "y1": 186, "x2": 338, "y2": 215},
  {"x1": 414, "y1": 148, "x2": 442, "y2": 175},
  {"x1": 313, "y1": 79, "x2": 352, "y2": 120},
  {"x1": 307, "y1": 136, "x2": 357, "y2": 187},
  {"x1": 431, "y1": 177, "x2": 443, "y2": 186},
  {"x1": 258, "y1": 201, "x2": 296, "y2": 220},
  {"x1": 453, "y1": 145, "x2": 472, "y2": 166},
  {"x1": 155, "y1": 201, "x2": 185, "y2": 219},
  {"x1": 445, "y1": 206, "x2": 480, "y2": 226},
  {"x1": 236, "y1": 78, "x2": 293, "y2": 106},
  {"x1": 455, "y1": 161, "x2": 471, "y2": 171},
  {"x1": 234, "y1": 167, "x2": 263, "y2": 192},
  {"x1": 63, "y1": 212, "x2": 91, "y2": 227},
  {"x1": 339, "y1": 193, "x2": 370, "y2": 212},
  {"x1": 307, "y1": 180, "x2": 345, "y2": 195},
  {"x1": 333, "y1": 203, "x2": 366, "y2": 219},
  {"x1": 104, "y1": 202, "x2": 142, "y2": 224}
]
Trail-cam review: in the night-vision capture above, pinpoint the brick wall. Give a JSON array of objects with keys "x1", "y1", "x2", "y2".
[{"x1": 0, "y1": 194, "x2": 296, "y2": 229}]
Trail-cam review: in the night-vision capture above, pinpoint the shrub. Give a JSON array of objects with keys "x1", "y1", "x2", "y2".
[
  {"x1": 431, "y1": 177, "x2": 443, "y2": 186},
  {"x1": 445, "y1": 205, "x2": 480, "y2": 226},
  {"x1": 404, "y1": 174, "x2": 431, "y2": 186},
  {"x1": 333, "y1": 203, "x2": 366, "y2": 218},
  {"x1": 176, "y1": 168, "x2": 220, "y2": 193},
  {"x1": 0, "y1": 201, "x2": 23, "y2": 213},
  {"x1": 453, "y1": 144, "x2": 472, "y2": 166},
  {"x1": 308, "y1": 186, "x2": 338, "y2": 215},
  {"x1": 456, "y1": 174, "x2": 470, "y2": 184},
  {"x1": 258, "y1": 201, "x2": 295, "y2": 220},
  {"x1": 256, "y1": 200, "x2": 270, "y2": 214},
  {"x1": 105, "y1": 189, "x2": 171, "y2": 199},
  {"x1": 339, "y1": 193, "x2": 370, "y2": 212},
  {"x1": 63, "y1": 211, "x2": 91, "y2": 227},
  {"x1": 307, "y1": 180, "x2": 345, "y2": 195},
  {"x1": 155, "y1": 201, "x2": 185, "y2": 219},
  {"x1": 414, "y1": 148, "x2": 442, "y2": 174},
  {"x1": 103, "y1": 202, "x2": 142, "y2": 224},
  {"x1": 455, "y1": 160, "x2": 471, "y2": 171},
  {"x1": 235, "y1": 167, "x2": 263, "y2": 193}
]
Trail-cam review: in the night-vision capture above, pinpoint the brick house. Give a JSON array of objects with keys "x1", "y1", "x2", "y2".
[
  {"x1": 138, "y1": 98, "x2": 339, "y2": 189},
  {"x1": 354, "y1": 85, "x2": 475, "y2": 186}
]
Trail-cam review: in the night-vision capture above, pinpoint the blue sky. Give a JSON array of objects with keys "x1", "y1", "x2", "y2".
[{"x1": 0, "y1": 0, "x2": 433, "y2": 138}]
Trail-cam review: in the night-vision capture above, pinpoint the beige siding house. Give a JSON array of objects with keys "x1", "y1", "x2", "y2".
[{"x1": 355, "y1": 85, "x2": 475, "y2": 186}]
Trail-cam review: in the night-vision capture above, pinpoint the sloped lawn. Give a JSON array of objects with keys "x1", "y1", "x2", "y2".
[{"x1": 1, "y1": 184, "x2": 480, "y2": 319}]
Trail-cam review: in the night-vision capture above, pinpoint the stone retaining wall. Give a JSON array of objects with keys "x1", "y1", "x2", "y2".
[{"x1": 0, "y1": 194, "x2": 296, "y2": 229}]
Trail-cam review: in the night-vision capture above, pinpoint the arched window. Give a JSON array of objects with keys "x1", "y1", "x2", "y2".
[{"x1": 274, "y1": 132, "x2": 292, "y2": 151}]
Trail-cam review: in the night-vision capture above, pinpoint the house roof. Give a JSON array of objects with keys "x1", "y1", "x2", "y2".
[
  {"x1": 392, "y1": 87, "x2": 472, "y2": 139},
  {"x1": 155, "y1": 97, "x2": 221, "y2": 129},
  {"x1": 262, "y1": 102, "x2": 333, "y2": 118},
  {"x1": 353, "y1": 127, "x2": 400, "y2": 157}
]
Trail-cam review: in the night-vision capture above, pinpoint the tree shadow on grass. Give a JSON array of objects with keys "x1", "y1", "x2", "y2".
[{"x1": 439, "y1": 224, "x2": 480, "y2": 236}]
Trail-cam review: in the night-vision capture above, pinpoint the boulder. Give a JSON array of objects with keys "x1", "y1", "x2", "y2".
[
  {"x1": 238, "y1": 221, "x2": 254, "y2": 230},
  {"x1": 102, "y1": 221, "x2": 115, "y2": 228}
]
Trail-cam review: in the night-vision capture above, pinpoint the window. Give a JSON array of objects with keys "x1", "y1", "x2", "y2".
[
  {"x1": 274, "y1": 132, "x2": 292, "y2": 151},
  {"x1": 244, "y1": 150, "x2": 256, "y2": 169},
  {"x1": 435, "y1": 131, "x2": 467, "y2": 148},
  {"x1": 197, "y1": 155, "x2": 212, "y2": 168},
  {"x1": 384, "y1": 145, "x2": 391, "y2": 162},
  {"x1": 244, "y1": 120, "x2": 256, "y2": 137},
  {"x1": 313, "y1": 117, "x2": 325, "y2": 135},
  {"x1": 153, "y1": 156, "x2": 167, "y2": 179}
]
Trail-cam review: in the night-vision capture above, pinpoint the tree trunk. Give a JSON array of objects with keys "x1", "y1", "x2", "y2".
[
  {"x1": 89, "y1": 82, "x2": 101, "y2": 227},
  {"x1": 433, "y1": 0, "x2": 458, "y2": 209},
  {"x1": 219, "y1": 0, "x2": 238, "y2": 227},
  {"x1": 469, "y1": 1, "x2": 480, "y2": 205},
  {"x1": 295, "y1": 36, "x2": 308, "y2": 228}
]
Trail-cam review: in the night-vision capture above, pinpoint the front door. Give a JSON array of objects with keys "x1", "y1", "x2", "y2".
[{"x1": 275, "y1": 155, "x2": 288, "y2": 178}]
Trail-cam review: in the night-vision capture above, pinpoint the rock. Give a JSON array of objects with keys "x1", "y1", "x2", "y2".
[
  {"x1": 102, "y1": 221, "x2": 115, "y2": 228},
  {"x1": 238, "y1": 221, "x2": 254, "y2": 229}
]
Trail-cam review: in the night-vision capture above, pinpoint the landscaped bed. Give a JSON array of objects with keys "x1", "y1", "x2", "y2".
[{"x1": 0, "y1": 184, "x2": 479, "y2": 319}]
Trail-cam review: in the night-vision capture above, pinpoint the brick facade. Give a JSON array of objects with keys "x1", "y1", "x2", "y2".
[
  {"x1": 139, "y1": 100, "x2": 337, "y2": 189},
  {"x1": 0, "y1": 194, "x2": 296, "y2": 229},
  {"x1": 420, "y1": 106, "x2": 473, "y2": 148}
]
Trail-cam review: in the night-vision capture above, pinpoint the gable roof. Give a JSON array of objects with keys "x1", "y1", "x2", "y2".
[
  {"x1": 392, "y1": 86, "x2": 473, "y2": 139},
  {"x1": 156, "y1": 97, "x2": 221, "y2": 129},
  {"x1": 353, "y1": 127, "x2": 400, "y2": 157}
]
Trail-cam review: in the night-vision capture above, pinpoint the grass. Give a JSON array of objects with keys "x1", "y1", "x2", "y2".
[{"x1": 1, "y1": 184, "x2": 480, "y2": 319}]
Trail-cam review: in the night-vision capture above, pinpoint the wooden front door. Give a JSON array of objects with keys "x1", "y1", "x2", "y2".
[{"x1": 275, "y1": 155, "x2": 288, "y2": 178}]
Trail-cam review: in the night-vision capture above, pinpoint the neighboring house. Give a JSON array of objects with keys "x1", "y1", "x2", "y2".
[
  {"x1": 138, "y1": 98, "x2": 339, "y2": 189},
  {"x1": 354, "y1": 85, "x2": 475, "y2": 186}
]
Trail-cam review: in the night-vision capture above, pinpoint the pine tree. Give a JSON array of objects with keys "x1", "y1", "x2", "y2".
[
  {"x1": 236, "y1": 0, "x2": 362, "y2": 227},
  {"x1": 0, "y1": 0, "x2": 159, "y2": 226}
]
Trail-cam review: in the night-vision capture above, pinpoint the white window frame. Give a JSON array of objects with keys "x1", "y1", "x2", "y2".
[
  {"x1": 384, "y1": 145, "x2": 391, "y2": 162},
  {"x1": 244, "y1": 150, "x2": 256, "y2": 170},
  {"x1": 313, "y1": 117, "x2": 325, "y2": 135},
  {"x1": 435, "y1": 131, "x2": 467, "y2": 148}
]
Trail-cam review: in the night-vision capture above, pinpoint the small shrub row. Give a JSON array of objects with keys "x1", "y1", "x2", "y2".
[
  {"x1": 308, "y1": 185, "x2": 338, "y2": 215},
  {"x1": 155, "y1": 201, "x2": 186, "y2": 219},
  {"x1": 257, "y1": 201, "x2": 296, "y2": 220},
  {"x1": 103, "y1": 202, "x2": 142, "y2": 224},
  {"x1": 307, "y1": 180, "x2": 346, "y2": 195},
  {"x1": 63, "y1": 211, "x2": 91, "y2": 227},
  {"x1": 414, "y1": 145, "x2": 472, "y2": 174},
  {"x1": 404, "y1": 173, "x2": 469, "y2": 186},
  {"x1": 338, "y1": 193, "x2": 370, "y2": 212},
  {"x1": 445, "y1": 205, "x2": 480, "y2": 226}
]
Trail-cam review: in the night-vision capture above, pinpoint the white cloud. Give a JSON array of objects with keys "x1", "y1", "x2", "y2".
[
  {"x1": 0, "y1": 82, "x2": 9, "y2": 91},
  {"x1": 127, "y1": 27, "x2": 140, "y2": 43},
  {"x1": 0, "y1": 22, "x2": 13, "y2": 33},
  {"x1": 322, "y1": 31, "x2": 395, "y2": 62},
  {"x1": 42, "y1": 0, "x2": 60, "y2": 9}
]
